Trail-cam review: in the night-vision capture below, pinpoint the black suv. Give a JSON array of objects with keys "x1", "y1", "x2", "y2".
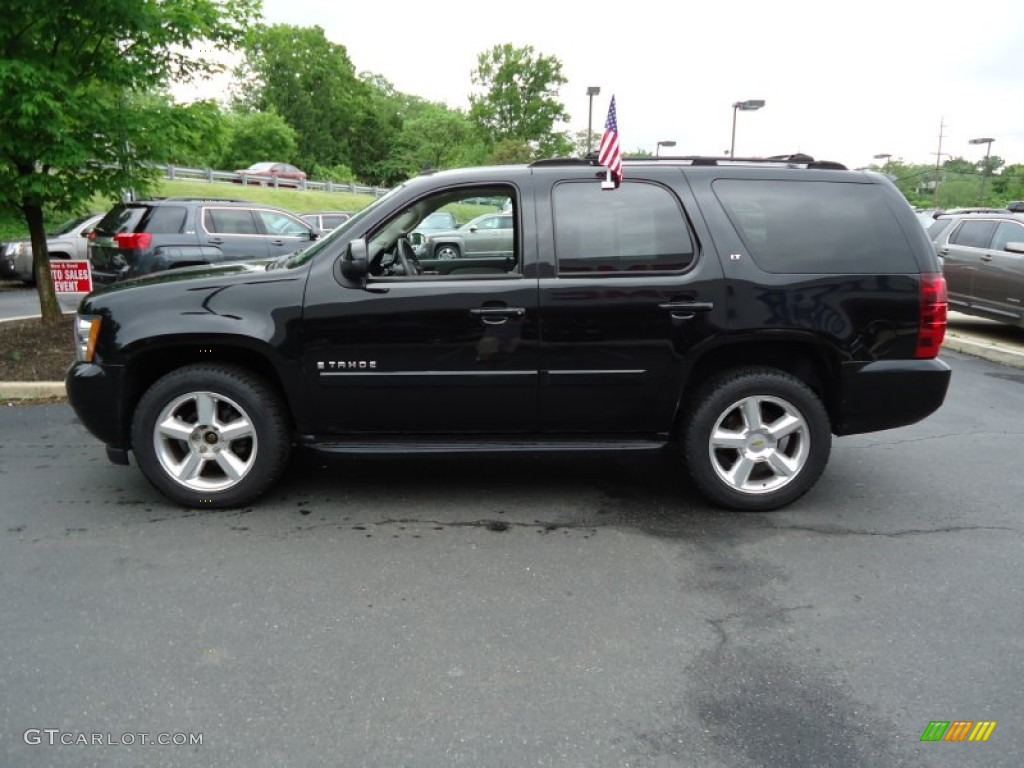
[
  {"x1": 88, "y1": 197, "x2": 320, "y2": 283},
  {"x1": 67, "y1": 156, "x2": 951, "y2": 511}
]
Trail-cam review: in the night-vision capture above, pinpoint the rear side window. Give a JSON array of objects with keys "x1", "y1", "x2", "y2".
[
  {"x1": 142, "y1": 206, "x2": 186, "y2": 234},
  {"x1": 204, "y1": 208, "x2": 259, "y2": 235},
  {"x1": 553, "y1": 181, "x2": 695, "y2": 274},
  {"x1": 714, "y1": 179, "x2": 918, "y2": 273},
  {"x1": 927, "y1": 218, "x2": 951, "y2": 240},
  {"x1": 950, "y1": 220, "x2": 997, "y2": 248}
]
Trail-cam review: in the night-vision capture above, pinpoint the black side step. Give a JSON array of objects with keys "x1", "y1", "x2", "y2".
[{"x1": 304, "y1": 437, "x2": 669, "y2": 456}]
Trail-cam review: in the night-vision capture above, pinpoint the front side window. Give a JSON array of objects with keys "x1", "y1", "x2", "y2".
[
  {"x1": 714, "y1": 179, "x2": 917, "y2": 274},
  {"x1": 553, "y1": 181, "x2": 695, "y2": 274},
  {"x1": 367, "y1": 185, "x2": 520, "y2": 278},
  {"x1": 990, "y1": 221, "x2": 1024, "y2": 251},
  {"x1": 256, "y1": 210, "x2": 310, "y2": 237}
]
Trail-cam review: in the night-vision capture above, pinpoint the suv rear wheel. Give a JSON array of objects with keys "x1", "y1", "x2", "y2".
[
  {"x1": 682, "y1": 368, "x2": 831, "y2": 511},
  {"x1": 131, "y1": 364, "x2": 291, "y2": 508}
]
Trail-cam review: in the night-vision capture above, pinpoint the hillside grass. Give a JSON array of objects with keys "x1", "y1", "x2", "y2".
[{"x1": 0, "y1": 179, "x2": 381, "y2": 241}]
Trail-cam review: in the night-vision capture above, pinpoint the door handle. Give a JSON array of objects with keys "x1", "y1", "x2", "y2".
[
  {"x1": 470, "y1": 307, "x2": 525, "y2": 325},
  {"x1": 270, "y1": 239, "x2": 285, "y2": 246},
  {"x1": 658, "y1": 301, "x2": 714, "y2": 319},
  {"x1": 980, "y1": 254, "x2": 994, "y2": 261},
  {"x1": 208, "y1": 237, "x2": 223, "y2": 245}
]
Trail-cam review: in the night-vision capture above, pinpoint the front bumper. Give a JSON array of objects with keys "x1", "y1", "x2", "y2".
[
  {"x1": 65, "y1": 361, "x2": 129, "y2": 450},
  {"x1": 833, "y1": 357, "x2": 952, "y2": 436}
]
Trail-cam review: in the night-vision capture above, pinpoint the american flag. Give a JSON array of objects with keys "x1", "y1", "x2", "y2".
[{"x1": 598, "y1": 95, "x2": 622, "y2": 187}]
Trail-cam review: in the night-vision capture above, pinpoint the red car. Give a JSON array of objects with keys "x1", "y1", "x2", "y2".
[{"x1": 235, "y1": 162, "x2": 307, "y2": 187}]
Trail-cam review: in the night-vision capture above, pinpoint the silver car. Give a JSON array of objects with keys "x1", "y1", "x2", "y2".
[
  {"x1": 420, "y1": 212, "x2": 515, "y2": 261},
  {"x1": 1, "y1": 213, "x2": 103, "y2": 284}
]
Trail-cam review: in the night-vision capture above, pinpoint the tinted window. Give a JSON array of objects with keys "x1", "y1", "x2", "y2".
[
  {"x1": 991, "y1": 220, "x2": 1024, "y2": 251},
  {"x1": 95, "y1": 205, "x2": 146, "y2": 235},
  {"x1": 143, "y1": 206, "x2": 186, "y2": 234},
  {"x1": 553, "y1": 181, "x2": 694, "y2": 274},
  {"x1": 714, "y1": 179, "x2": 917, "y2": 273},
  {"x1": 950, "y1": 220, "x2": 997, "y2": 248},
  {"x1": 204, "y1": 208, "x2": 259, "y2": 235},
  {"x1": 927, "y1": 218, "x2": 952, "y2": 240}
]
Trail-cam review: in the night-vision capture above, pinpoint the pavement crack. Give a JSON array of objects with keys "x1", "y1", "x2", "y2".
[
  {"x1": 847, "y1": 430, "x2": 1024, "y2": 448},
  {"x1": 707, "y1": 605, "x2": 815, "y2": 652}
]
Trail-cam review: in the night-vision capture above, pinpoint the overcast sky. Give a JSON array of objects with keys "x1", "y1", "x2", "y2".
[{"x1": 241, "y1": 0, "x2": 1024, "y2": 171}]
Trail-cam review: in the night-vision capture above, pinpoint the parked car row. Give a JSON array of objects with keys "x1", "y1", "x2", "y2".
[{"x1": 1, "y1": 199, "x2": 354, "y2": 286}]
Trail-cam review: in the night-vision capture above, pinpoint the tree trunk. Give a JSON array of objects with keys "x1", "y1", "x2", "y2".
[{"x1": 24, "y1": 203, "x2": 63, "y2": 326}]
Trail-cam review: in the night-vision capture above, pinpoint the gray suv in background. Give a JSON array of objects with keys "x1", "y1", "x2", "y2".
[
  {"x1": 88, "y1": 198, "x2": 319, "y2": 284},
  {"x1": 931, "y1": 211, "x2": 1024, "y2": 328}
]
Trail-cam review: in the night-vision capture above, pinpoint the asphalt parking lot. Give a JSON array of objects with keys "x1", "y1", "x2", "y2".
[{"x1": 1, "y1": 347, "x2": 1022, "y2": 767}]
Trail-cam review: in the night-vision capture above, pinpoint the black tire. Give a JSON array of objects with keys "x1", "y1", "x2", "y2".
[
  {"x1": 682, "y1": 367, "x2": 831, "y2": 511},
  {"x1": 131, "y1": 364, "x2": 291, "y2": 508}
]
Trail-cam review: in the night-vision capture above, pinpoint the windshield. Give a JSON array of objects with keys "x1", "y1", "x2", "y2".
[
  {"x1": 47, "y1": 214, "x2": 93, "y2": 237},
  {"x1": 283, "y1": 184, "x2": 406, "y2": 269}
]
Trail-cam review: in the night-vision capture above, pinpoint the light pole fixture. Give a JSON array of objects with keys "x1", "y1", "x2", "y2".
[
  {"x1": 586, "y1": 86, "x2": 601, "y2": 155},
  {"x1": 729, "y1": 99, "x2": 765, "y2": 157},
  {"x1": 969, "y1": 137, "x2": 995, "y2": 204},
  {"x1": 656, "y1": 140, "x2": 676, "y2": 157},
  {"x1": 873, "y1": 153, "x2": 892, "y2": 165}
]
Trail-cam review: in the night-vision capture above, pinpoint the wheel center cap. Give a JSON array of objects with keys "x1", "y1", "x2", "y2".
[{"x1": 745, "y1": 432, "x2": 774, "y2": 456}]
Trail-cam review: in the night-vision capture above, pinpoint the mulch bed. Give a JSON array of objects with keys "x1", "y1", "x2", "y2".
[{"x1": 0, "y1": 316, "x2": 77, "y2": 382}]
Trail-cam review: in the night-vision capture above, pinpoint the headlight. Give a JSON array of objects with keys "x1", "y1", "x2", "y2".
[{"x1": 74, "y1": 315, "x2": 102, "y2": 362}]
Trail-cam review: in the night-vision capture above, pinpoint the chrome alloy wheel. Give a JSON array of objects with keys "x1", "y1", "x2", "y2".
[
  {"x1": 152, "y1": 390, "x2": 258, "y2": 492},
  {"x1": 708, "y1": 395, "x2": 809, "y2": 495}
]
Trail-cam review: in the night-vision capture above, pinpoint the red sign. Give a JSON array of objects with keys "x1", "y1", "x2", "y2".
[{"x1": 50, "y1": 260, "x2": 93, "y2": 293}]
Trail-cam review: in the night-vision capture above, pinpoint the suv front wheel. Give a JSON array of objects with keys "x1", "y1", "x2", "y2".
[
  {"x1": 131, "y1": 364, "x2": 291, "y2": 508},
  {"x1": 682, "y1": 368, "x2": 831, "y2": 511}
]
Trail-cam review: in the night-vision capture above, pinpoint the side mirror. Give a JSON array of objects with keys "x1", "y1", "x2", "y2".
[
  {"x1": 1005, "y1": 241, "x2": 1024, "y2": 254},
  {"x1": 340, "y1": 238, "x2": 369, "y2": 281},
  {"x1": 408, "y1": 232, "x2": 424, "y2": 246}
]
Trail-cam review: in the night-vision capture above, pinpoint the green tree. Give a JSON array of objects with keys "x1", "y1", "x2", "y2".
[
  {"x1": 216, "y1": 109, "x2": 298, "y2": 171},
  {"x1": 238, "y1": 25, "x2": 385, "y2": 180},
  {"x1": 469, "y1": 44, "x2": 569, "y2": 149},
  {"x1": 0, "y1": 0, "x2": 257, "y2": 324}
]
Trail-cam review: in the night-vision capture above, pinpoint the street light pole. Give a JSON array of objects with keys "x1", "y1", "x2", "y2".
[
  {"x1": 656, "y1": 140, "x2": 676, "y2": 157},
  {"x1": 729, "y1": 99, "x2": 765, "y2": 157},
  {"x1": 586, "y1": 86, "x2": 601, "y2": 155},
  {"x1": 873, "y1": 153, "x2": 892, "y2": 169},
  {"x1": 969, "y1": 137, "x2": 995, "y2": 205}
]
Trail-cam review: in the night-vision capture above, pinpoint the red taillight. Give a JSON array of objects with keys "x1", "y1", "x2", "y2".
[
  {"x1": 113, "y1": 232, "x2": 152, "y2": 249},
  {"x1": 916, "y1": 272, "x2": 947, "y2": 359}
]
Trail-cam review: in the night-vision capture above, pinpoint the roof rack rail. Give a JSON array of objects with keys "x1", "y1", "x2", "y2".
[
  {"x1": 528, "y1": 157, "x2": 597, "y2": 168},
  {"x1": 157, "y1": 196, "x2": 250, "y2": 202},
  {"x1": 624, "y1": 154, "x2": 848, "y2": 171}
]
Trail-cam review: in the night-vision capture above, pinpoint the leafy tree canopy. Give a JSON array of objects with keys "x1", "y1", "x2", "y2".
[
  {"x1": 0, "y1": 0, "x2": 258, "y2": 322},
  {"x1": 469, "y1": 44, "x2": 570, "y2": 150}
]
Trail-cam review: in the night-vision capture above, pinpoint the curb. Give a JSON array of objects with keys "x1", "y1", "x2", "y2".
[
  {"x1": 942, "y1": 333, "x2": 1024, "y2": 369},
  {"x1": 1, "y1": 381, "x2": 66, "y2": 400}
]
